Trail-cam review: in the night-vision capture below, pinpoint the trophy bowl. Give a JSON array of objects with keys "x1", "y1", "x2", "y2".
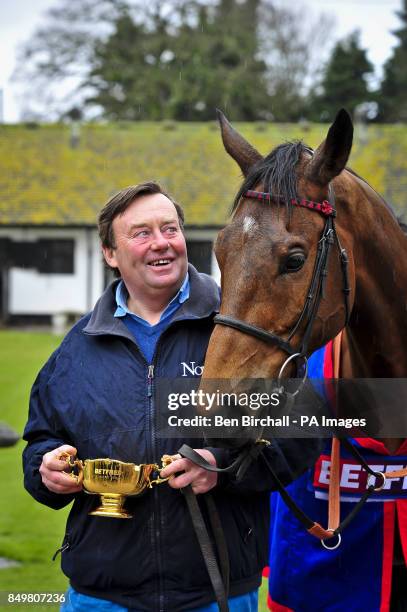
[{"x1": 61, "y1": 455, "x2": 173, "y2": 519}]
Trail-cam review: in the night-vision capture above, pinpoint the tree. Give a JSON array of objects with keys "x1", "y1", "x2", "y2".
[
  {"x1": 13, "y1": 0, "x2": 128, "y2": 120},
  {"x1": 86, "y1": 10, "x2": 174, "y2": 120},
  {"x1": 377, "y1": 0, "x2": 407, "y2": 122},
  {"x1": 87, "y1": 0, "x2": 272, "y2": 121},
  {"x1": 13, "y1": 0, "x2": 334, "y2": 122},
  {"x1": 258, "y1": 1, "x2": 334, "y2": 121},
  {"x1": 310, "y1": 31, "x2": 374, "y2": 121}
]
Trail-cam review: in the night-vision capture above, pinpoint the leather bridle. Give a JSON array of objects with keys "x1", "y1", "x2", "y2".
[{"x1": 214, "y1": 186, "x2": 351, "y2": 370}]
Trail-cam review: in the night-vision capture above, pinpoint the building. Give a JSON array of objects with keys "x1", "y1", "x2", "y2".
[
  {"x1": 1, "y1": 121, "x2": 405, "y2": 325},
  {"x1": 0, "y1": 122, "x2": 231, "y2": 325}
]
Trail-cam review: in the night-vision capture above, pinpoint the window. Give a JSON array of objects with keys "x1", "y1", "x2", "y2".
[
  {"x1": 37, "y1": 239, "x2": 74, "y2": 274},
  {"x1": 4, "y1": 238, "x2": 74, "y2": 274}
]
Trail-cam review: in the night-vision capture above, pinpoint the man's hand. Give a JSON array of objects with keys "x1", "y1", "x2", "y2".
[
  {"x1": 39, "y1": 445, "x2": 83, "y2": 494},
  {"x1": 160, "y1": 449, "x2": 218, "y2": 494}
]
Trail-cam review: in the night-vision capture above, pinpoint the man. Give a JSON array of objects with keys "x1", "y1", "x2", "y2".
[{"x1": 23, "y1": 182, "x2": 318, "y2": 612}]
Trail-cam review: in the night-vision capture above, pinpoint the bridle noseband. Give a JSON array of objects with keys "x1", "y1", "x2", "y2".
[{"x1": 214, "y1": 187, "x2": 351, "y2": 371}]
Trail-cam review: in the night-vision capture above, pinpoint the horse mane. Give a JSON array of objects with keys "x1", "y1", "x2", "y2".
[{"x1": 232, "y1": 141, "x2": 309, "y2": 214}]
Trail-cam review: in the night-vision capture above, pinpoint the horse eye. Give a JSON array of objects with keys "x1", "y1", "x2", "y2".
[{"x1": 281, "y1": 252, "x2": 306, "y2": 274}]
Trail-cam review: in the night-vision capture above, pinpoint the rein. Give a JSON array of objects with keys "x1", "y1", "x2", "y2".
[{"x1": 177, "y1": 442, "x2": 268, "y2": 612}]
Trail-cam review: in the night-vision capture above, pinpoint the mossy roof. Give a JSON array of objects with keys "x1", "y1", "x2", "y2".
[{"x1": 1, "y1": 121, "x2": 406, "y2": 227}]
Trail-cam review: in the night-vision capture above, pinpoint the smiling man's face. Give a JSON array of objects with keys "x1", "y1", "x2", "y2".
[{"x1": 103, "y1": 193, "x2": 188, "y2": 296}]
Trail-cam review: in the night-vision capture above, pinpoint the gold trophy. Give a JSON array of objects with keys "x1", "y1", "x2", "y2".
[{"x1": 60, "y1": 454, "x2": 174, "y2": 519}]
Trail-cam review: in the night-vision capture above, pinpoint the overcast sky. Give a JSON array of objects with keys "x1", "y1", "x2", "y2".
[{"x1": 0, "y1": 0, "x2": 403, "y2": 122}]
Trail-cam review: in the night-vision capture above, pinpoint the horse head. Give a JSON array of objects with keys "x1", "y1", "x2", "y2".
[
  {"x1": 202, "y1": 109, "x2": 407, "y2": 448},
  {"x1": 204, "y1": 109, "x2": 356, "y2": 381}
]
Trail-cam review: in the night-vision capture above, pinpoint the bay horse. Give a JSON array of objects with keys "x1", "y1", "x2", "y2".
[
  {"x1": 199, "y1": 109, "x2": 407, "y2": 610},
  {"x1": 202, "y1": 109, "x2": 407, "y2": 452}
]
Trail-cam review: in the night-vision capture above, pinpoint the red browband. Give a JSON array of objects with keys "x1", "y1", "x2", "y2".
[{"x1": 244, "y1": 190, "x2": 336, "y2": 218}]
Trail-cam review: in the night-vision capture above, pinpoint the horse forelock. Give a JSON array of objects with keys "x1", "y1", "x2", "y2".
[{"x1": 232, "y1": 141, "x2": 311, "y2": 215}]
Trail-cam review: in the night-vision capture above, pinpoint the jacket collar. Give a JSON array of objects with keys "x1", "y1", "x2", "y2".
[{"x1": 83, "y1": 264, "x2": 220, "y2": 337}]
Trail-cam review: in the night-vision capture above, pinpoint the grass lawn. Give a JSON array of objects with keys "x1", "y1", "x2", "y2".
[
  {"x1": 0, "y1": 330, "x2": 269, "y2": 611},
  {"x1": 0, "y1": 331, "x2": 68, "y2": 611}
]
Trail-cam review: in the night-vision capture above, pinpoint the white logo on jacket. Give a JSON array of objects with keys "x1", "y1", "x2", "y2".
[{"x1": 181, "y1": 362, "x2": 204, "y2": 376}]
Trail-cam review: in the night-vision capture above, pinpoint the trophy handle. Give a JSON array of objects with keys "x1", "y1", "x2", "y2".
[
  {"x1": 58, "y1": 452, "x2": 84, "y2": 486},
  {"x1": 149, "y1": 455, "x2": 175, "y2": 486}
]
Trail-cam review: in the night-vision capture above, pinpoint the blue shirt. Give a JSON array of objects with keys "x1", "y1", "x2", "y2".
[
  {"x1": 113, "y1": 275, "x2": 190, "y2": 363},
  {"x1": 63, "y1": 586, "x2": 258, "y2": 611}
]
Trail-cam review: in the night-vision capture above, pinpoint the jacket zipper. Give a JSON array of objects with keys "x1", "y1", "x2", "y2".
[
  {"x1": 147, "y1": 364, "x2": 154, "y2": 397},
  {"x1": 146, "y1": 359, "x2": 163, "y2": 611},
  {"x1": 147, "y1": 351, "x2": 166, "y2": 612}
]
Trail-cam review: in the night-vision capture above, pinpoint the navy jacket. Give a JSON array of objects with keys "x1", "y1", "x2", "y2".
[{"x1": 23, "y1": 265, "x2": 320, "y2": 611}]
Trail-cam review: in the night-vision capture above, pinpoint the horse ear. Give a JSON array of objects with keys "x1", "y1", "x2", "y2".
[
  {"x1": 306, "y1": 109, "x2": 353, "y2": 186},
  {"x1": 216, "y1": 109, "x2": 263, "y2": 176}
]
